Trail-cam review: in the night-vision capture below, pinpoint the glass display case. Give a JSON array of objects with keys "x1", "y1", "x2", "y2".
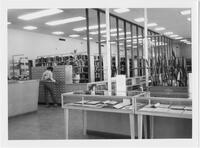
[{"x1": 134, "y1": 96, "x2": 192, "y2": 119}]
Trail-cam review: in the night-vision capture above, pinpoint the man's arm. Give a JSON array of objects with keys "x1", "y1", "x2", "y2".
[{"x1": 49, "y1": 72, "x2": 56, "y2": 82}]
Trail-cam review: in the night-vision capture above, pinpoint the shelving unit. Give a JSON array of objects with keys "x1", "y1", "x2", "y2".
[
  {"x1": 35, "y1": 54, "x2": 89, "y2": 83},
  {"x1": 94, "y1": 56, "x2": 104, "y2": 81}
]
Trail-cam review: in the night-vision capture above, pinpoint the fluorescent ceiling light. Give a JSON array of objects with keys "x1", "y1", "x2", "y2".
[
  {"x1": 89, "y1": 28, "x2": 121, "y2": 35},
  {"x1": 170, "y1": 34, "x2": 178, "y2": 37},
  {"x1": 134, "y1": 17, "x2": 144, "y2": 22},
  {"x1": 83, "y1": 37, "x2": 93, "y2": 40},
  {"x1": 119, "y1": 43, "x2": 124, "y2": 45},
  {"x1": 110, "y1": 31, "x2": 131, "y2": 37},
  {"x1": 180, "y1": 39, "x2": 187, "y2": 42},
  {"x1": 7, "y1": 22, "x2": 11, "y2": 25},
  {"x1": 180, "y1": 9, "x2": 191, "y2": 15},
  {"x1": 69, "y1": 34, "x2": 80, "y2": 38},
  {"x1": 155, "y1": 27, "x2": 165, "y2": 31},
  {"x1": 147, "y1": 23, "x2": 157, "y2": 27},
  {"x1": 73, "y1": 24, "x2": 106, "y2": 32},
  {"x1": 175, "y1": 37, "x2": 183, "y2": 40},
  {"x1": 114, "y1": 8, "x2": 130, "y2": 13},
  {"x1": 46, "y1": 16, "x2": 86, "y2": 26},
  {"x1": 23, "y1": 26, "x2": 37, "y2": 30},
  {"x1": 187, "y1": 18, "x2": 191, "y2": 21},
  {"x1": 52, "y1": 31, "x2": 64, "y2": 35},
  {"x1": 18, "y1": 9, "x2": 63, "y2": 20},
  {"x1": 164, "y1": 32, "x2": 173, "y2": 35},
  {"x1": 110, "y1": 42, "x2": 116, "y2": 44},
  {"x1": 186, "y1": 42, "x2": 191, "y2": 44}
]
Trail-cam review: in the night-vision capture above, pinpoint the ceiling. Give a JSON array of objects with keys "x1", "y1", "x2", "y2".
[{"x1": 7, "y1": 8, "x2": 191, "y2": 43}]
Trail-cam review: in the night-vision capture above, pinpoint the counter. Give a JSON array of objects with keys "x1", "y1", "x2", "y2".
[
  {"x1": 61, "y1": 89, "x2": 192, "y2": 139},
  {"x1": 8, "y1": 80, "x2": 39, "y2": 117}
]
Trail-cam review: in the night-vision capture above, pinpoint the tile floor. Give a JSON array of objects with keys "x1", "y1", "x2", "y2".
[{"x1": 8, "y1": 105, "x2": 123, "y2": 140}]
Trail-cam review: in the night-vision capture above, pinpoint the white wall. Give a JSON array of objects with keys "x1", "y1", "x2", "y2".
[{"x1": 172, "y1": 42, "x2": 191, "y2": 58}]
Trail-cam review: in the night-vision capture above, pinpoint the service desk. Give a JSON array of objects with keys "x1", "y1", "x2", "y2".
[{"x1": 8, "y1": 80, "x2": 39, "y2": 117}]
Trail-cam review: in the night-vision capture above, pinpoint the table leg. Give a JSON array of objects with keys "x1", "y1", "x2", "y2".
[
  {"x1": 129, "y1": 113, "x2": 135, "y2": 139},
  {"x1": 82, "y1": 110, "x2": 87, "y2": 135},
  {"x1": 150, "y1": 116, "x2": 154, "y2": 139},
  {"x1": 143, "y1": 115, "x2": 148, "y2": 139},
  {"x1": 138, "y1": 114, "x2": 143, "y2": 139},
  {"x1": 64, "y1": 109, "x2": 69, "y2": 139}
]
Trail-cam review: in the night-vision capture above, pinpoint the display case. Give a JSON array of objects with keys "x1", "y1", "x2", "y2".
[
  {"x1": 133, "y1": 96, "x2": 192, "y2": 139},
  {"x1": 134, "y1": 96, "x2": 192, "y2": 119},
  {"x1": 61, "y1": 91, "x2": 149, "y2": 139},
  {"x1": 61, "y1": 92, "x2": 134, "y2": 112}
]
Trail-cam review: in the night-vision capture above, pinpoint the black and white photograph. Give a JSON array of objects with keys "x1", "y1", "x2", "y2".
[{"x1": 0, "y1": 0, "x2": 199, "y2": 147}]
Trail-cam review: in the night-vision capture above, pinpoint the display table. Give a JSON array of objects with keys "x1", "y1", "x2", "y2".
[
  {"x1": 134, "y1": 97, "x2": 192, "y2": 139},
  {"x1": 61, "y1": 91, "x2": 147, "y2": 139},
  {"x1": 8, "y1": 80, "x2": 39, "y2": 117}
]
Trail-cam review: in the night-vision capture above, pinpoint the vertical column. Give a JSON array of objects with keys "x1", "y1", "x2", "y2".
[
  {"x1": 97, "y1": 10, "x2": 103, "y2": 81},
  {"x1": 141, "y1": 29, "x2": 144, "y2": 76},
  {"x1": 86, "y1": 9, "x2": 91, "y2": 82},
  {"x1": 144, "y1": 8, "x2": 149, "y2": 87},
  {"x1": 106, "y1": 8, "x2": 112, "y2": 96},
  {"x1": 136, "y1": 27, "x2": 140, "y2": 76},
  {"x1": 124, "y1": 21, "x2": 128, "y2": 77},
  {"x1": 116, "y1": 18, "x2": 120, "y2": 75},
  {"x1": 131, "y1": 24, "x2": 134, "y2": 77}
]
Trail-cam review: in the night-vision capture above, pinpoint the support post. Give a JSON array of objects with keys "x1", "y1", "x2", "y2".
[
  {"x1": 106, "y1": 8, "x2": 112, "y2": 96},
  {"x1": 144, "y1": 8, "x2": 149, "y2": 88},
  {"x1": 86, "y1": 9, "x2": 91, "y2": 82},
  {"x1": 97, "y1": 10, "x2": 103, "y2": 81}
]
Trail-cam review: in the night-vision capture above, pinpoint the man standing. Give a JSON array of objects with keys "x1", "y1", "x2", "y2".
[{"x1": 41, "y1": 66, "x2": 58, "y2": 107}]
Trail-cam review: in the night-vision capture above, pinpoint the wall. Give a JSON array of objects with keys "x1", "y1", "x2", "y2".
[
  {"x1": 8, "y1": 29, "x2": 118, "y2": 81},
  {"x1": 179, "y1": 43, "x2": 192, "y2": 59},
  {"x1": 172, "y1": 42, "x2": 191, "y2": 59}
]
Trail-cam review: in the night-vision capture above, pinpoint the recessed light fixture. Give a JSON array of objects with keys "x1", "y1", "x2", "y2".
[
  {"x1": 46, "y1": 16, "x2": 86, "y2": 26},
  {"x1": 169, "y1": 34, "x2": 178, "y2": 38},
  {"x1": 164, "y1": 32, "x2": 173, "y2": 35},
  {"x1": 134, "y1": 17, "x2": 144, "y2": 22},
  {"x1": 180, "y1": 39, "x2": 188, "y2": 42},
  {"x1": 186, "y1": 42, "x2": 191, "y2": 45},
  {"x1": 69, "y1": 34, "x2": 80, "y2": 38},
  {"x1": 18, "y1": 9, "x2": 63, "y2": 20},
  {"x1": 83, "y1": 37, "x2": 93, "y2": 40},
  {"x1": 73, "y1": 24, "x2": 106, "y2": 32},
  {"x1": 180, "y1": 9, "x2": 191, "y2": 15},
  {"x1": 52, "y1": 31, "x2": 64, "y2": 35},
  {"x1": 23, "y1": 26, "x2": 37, "y2": 30},
  {"x1": 155, "y1": 27, "x2": 165, "y2": 31},
  {"x1": 187, "y1": 18, "x2": 191, "y2": 21},
  {"x1": 90, "y1": 28, "x2": 121, "y2": 35},
  {"x1": 113, "y1": 8, "x2": 130, "y2": 13},
  {"x1": 175, "y1": 37, "x2": 183, "y2": 40},
  {"x1": 147, "y1": 23, "x2": 157, "y2": 27},
  {"x1": 110, "y1": 42, "x2": 116, "y2": 44},
  {"x1": 7, "y1": 22, "x2": 11, "y2": 25}
]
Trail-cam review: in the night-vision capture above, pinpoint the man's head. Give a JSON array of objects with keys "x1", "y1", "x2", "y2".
[{"x1": 47, "y1": 66, "x2": 53, "y2": 72}]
